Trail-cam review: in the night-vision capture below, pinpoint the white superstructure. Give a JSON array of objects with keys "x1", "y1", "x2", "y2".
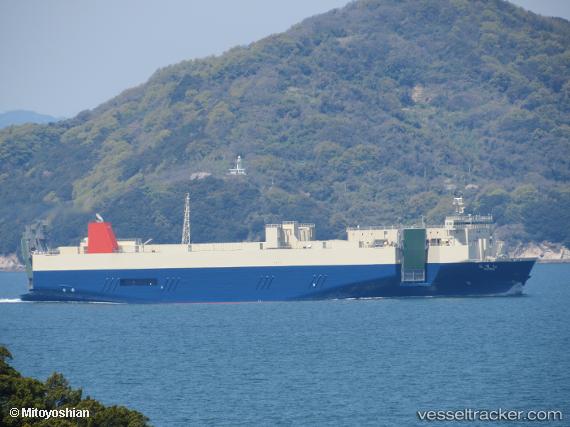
[{"x1": 33, "y1": 211, "x2": 499, "y2": 272}]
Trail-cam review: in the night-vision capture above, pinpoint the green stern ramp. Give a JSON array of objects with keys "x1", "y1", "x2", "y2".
[{"x1": 401, "y1": 228, "x2": 427, "y2": 283}]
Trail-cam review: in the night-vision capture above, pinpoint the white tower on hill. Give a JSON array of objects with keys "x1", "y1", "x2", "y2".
[{"x1": 228, "y1": 155, "x2": 246, "y2": 175}]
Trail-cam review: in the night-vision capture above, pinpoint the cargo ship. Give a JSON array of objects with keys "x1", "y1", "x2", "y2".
[{"x1": 21, "y1": 196, "x2": 535, "y2": 303}]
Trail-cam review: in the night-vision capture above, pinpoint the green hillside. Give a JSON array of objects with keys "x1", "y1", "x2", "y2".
[{"x1": 1, "y1": 0, "x2": 569, "y2": 254}]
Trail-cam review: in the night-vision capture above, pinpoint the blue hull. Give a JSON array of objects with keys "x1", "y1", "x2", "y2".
[{"x1": 22, "y1": 260, "x2": 535, "y2": 303}]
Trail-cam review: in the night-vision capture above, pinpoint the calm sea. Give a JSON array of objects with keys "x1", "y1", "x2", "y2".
[{"x1": 1, "y1": 264, "x2": 569, "y2": 426}]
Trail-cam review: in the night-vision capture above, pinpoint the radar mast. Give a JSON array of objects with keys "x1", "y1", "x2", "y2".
[{"x1": 453, "y1": 195, "x2": 465, "y2": 215}]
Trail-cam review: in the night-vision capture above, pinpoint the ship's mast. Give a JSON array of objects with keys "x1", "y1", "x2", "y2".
[
  {"x1": 453, "y1": 195, "x2": 465, "y2": 215},
  {"x1": 181, "y1": 193, "x2": 191, "y2": 245}
]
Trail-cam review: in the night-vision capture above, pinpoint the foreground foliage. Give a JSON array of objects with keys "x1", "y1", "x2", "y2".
[{"x1": 0, "y1": 346, "x2": 150, "y2": 427}]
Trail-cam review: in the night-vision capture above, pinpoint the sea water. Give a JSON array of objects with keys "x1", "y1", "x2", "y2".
[{"x1": 1, "y1": 264, "x2": 569, "y2": 426}]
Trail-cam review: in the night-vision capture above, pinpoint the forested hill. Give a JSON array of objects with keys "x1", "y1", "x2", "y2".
[{"x1": 1, "y1": 0, "x2": 569, "y2": 255}]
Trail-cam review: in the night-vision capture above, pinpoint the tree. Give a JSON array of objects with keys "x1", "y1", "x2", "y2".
[{"x1": 0, "y1": 346, "x2": 150, "y2": 427}]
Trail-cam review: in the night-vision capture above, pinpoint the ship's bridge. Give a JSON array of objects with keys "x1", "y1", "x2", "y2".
[{"x1": 444, "y1": 214, "x2": 493, "y2": 229}]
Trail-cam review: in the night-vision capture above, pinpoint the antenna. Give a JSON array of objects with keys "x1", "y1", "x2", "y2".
[
  {"x1": 181, "y1": 193, "x2": 191, "y2": 245},
  {"x1": 95, "y1": 213, "x2": 104, "y2": 223}
]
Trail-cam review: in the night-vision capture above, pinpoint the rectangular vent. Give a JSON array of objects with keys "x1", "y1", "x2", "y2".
[{"x1": 119, "y1": 278, "x2": 158, "y2": 286}]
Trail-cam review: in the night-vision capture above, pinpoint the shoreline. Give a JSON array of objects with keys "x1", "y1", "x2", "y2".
[{"x1": 0, "y1": 254, "x2": 24, "y2": 272}]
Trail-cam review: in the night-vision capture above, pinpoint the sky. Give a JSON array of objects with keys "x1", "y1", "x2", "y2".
[{"x1": 1, "y1": 0, "x2": 568, "y2": 118}]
